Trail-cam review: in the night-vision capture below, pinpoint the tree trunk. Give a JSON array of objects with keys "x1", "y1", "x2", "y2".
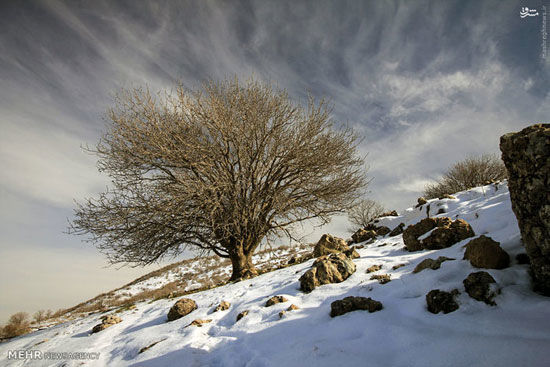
[{"x1": 229, "y1": 248, "x2": 258, "y2": 281}]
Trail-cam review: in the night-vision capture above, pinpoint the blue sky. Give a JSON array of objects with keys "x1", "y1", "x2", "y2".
[{"x1": 0, "y1": 0, "x2": 548, "y2": 322}]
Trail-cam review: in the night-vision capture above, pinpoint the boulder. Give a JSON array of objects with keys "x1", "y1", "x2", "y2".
[
  {"x1": 167, "y1": 298, "x2": 197, "y2": 321},
  {"x1": 403, "y1": 217, "x2": 475, "y2": 252},
  {"x1": 463, "y1": 271, "x2": 498, "y2": 305},
  {"x1": 413, "y1": 256, "x2": 455, "y2": 273},
  {"x1": 463, "y1": 236, "x2": 510, "y2": 269},
  {"x1": 351, "y1": 229, "x2": 377, "y2": 244},
  {"x1": 236, "y1": 310, "x2": 249, "y2": 322},
  {"x1": 313, "y1": 234, "x2": 350, "y2": 257},
  {"x1": 389, "y1": 223, "x2": 405, "y2": 236},
  {"x1": 500, "y1": 124, "x2": 550, "y2": 295},
  {"x1": 265, "y1": 296, "x2": 288, "y2": 307},
  {"x1": 330, "y1": 296, "x2": 383, "y2": 317},
  {"x1": 299, "y1": 253, "x2": 356, "y2": 293},
  {"x1": 426, "y1": 289, "x2": 460, "y2": 314},
  {"x1": 214, "y1": 301, "x2": 230, "y2": 312},
  {"x1": 91, "y1": 315, "x2": 122, "y2": 333}
]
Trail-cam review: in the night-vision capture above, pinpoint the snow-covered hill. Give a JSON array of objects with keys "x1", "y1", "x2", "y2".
[{"x1": 2, "y1": 181, "x2": 550, "y2": 367}]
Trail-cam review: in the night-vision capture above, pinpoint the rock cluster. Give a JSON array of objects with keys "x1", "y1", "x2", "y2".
[
  {"x1": 330, "y1": 296, "x2": 383, "y2": 317},
  {"x1": 500, "y1": 123, "x2": 550, "y2": 295},
  {"x1": 167, "y1": 298, "x2": 197, "y2": 321},
  {"x1": 403, "y1": 217, "x2": 475, "y2": 252},
  {"x1": 463, "y1": 235, "x2": 510, "y2": 269},
  {"x1": 299, "y1": 253, "x2": 356, "y2": 293}
]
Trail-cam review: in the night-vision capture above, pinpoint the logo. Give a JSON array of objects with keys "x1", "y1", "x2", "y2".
[{"x1": 520, "y1": 7, "x2": 539, "y2": 18}]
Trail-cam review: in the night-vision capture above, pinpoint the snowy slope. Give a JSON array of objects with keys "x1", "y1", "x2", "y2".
[{"x1": 2, "y1": 181, "x2": 550, "y2": 367}]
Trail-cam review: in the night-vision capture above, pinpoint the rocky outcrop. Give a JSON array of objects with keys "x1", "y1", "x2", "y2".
[
  {"x1": 167, "y1": 298, "x2": 197, "y2": 321},
  {"x1": 426, "y1": 289, "x2": 460, "y2": 314},
  {"x1": 463, "y1": 271, "x2": 498, "y2": 305},
  {"x1": 500, "y1": 124, "x2": 550, "y2": 295},
  {"x1": 91, "y1": 315, "x2": 122, "y2": 333},
  {"x1": 313, "y1": 234, "x2": 350, "y2": 257},
  {"x1": 265, "y1": 296, "x2": 288, "y2": 307},
  {"x1": 463, "y1": 236, "x2": 510, "y2": 269},
  {"x1": 403, "y1": 217, "x2": 475, "y2": 251},
  {"x1": 299, "y1": 253, "x2": 356, "y2": 293},
  {"x1": 330, "y1": 296, "x2": 383, "y2": 317},
  {"x1": 413, "y1": 256, "x2": 454, "y2": 273}
]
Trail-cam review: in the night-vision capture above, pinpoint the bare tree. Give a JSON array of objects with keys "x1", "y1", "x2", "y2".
[
  {"x1": 33, "y1": 310, "x2": 47, "y2": 324},
  {"x1": 424, "y1": 153, "x2": 508, "y2": 199},
  {"x1": 1, "y1": 312, "x2": 30, "y2": 339},
  {"x1": 347, "y1": 199, "x2": 385, "y2": 229},
  {"x1": 70, "y1": 78, "x2": 367, "y2": 281}
]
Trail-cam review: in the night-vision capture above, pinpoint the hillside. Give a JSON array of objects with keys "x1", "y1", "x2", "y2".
[{"x1": 1, "y1": 181, "x2": 550, "y2": 366}]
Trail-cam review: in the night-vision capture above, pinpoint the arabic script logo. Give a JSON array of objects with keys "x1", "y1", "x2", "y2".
[{"x1": 520, "y1": 7, "x2": 539, "y2": 18}]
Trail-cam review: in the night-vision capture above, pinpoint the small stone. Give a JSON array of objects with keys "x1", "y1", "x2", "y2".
[
  {"x1": 392, "y1": 263, "x2": 406, "y2": 270},
  {"x1": 167, "y1": 298, "x2": 197, "y2": 321},
  {"x1": 214, "y1": 301, "x2": 231, "y2": 312},
  {"x1": 413, "y1": 256, "x2": 455, "y2": 273},
  {"x1": 287, "y1": 304, "x2": 300, "y2": 311},
  {"x1": 370, "y1": 274, "x2": 391, "y2": 284},
  {"x1": 366, "y1": 264, "x2": 382, "y2": 273},
  {"x1": 265, "y1": 296, "x2": 288, "y2": 307},
  {"x1": 186, "y1": 319, "x2": 212, "y2": 327}
]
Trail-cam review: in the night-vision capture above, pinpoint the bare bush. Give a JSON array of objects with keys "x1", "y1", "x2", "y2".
[
  {"x1": 70, "y1": 77, "x2": 367, "y2": 281},
  {"x1": 1, "y1": 312, "x2": 31, "y2": 339},
  {"x1": 33, "y1": 310, "x2": 48, "y2": 324},
  {"x1": 424, "y1": 154, "x2": 508, "y2": 199},
  {"x1": 347, "y1": 199, "x2": 385, "y2": 228}
]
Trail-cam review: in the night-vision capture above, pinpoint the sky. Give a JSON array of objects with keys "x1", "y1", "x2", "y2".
[{"x1": 0, "y1": 0, "x2": 548, "y2": 323}]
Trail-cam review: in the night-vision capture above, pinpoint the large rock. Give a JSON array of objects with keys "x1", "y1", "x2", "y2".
[
  {"x1": 463, "y1": 271, "x2": 498, "y2": 305},
  {"x1": 351, "y1": 229, "x2": 377, "y2": 244},
  {"x1": 91, "y1": 315, "x2": 122, "y2": 333},
  {"x1": 500, "y1": 124, "x2": 550, "y2": 295},
  {"x1": 403, "y1": 217, "x2": 475, "y2": 252},
  {"x1": 330, "y1": 296, "x2": 383, "y2": 317},
  {"x1": 167, "y1": 298, "x2": 197, "y2": 321},
  {"x1": 313, "y1": 234, "x2": 350, "y2": 257},
  {"x1": 299, "y1": 253, "x2": 356, "y2": 293},
  {"x1": 463, "y1": 235, "x2": 510, "y2": 269},
  {"x1": 426, "y1": 289, "x2": 460, "y2": 314}
]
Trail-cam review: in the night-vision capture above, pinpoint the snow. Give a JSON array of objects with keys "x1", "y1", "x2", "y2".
[{"x1": 2, "y1": 181, "x2": 550, "y2": 366}]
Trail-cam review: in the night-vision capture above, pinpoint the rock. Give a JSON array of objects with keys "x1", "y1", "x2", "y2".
[
  {"x1": 344, "y1": 248, "x2": 360, "y2": 259},
  {"x1": 389, "y1": 223, "x2": 405, "y2": 236},
  {"x1": 167, "y1": 298, "x2": 197, "y2": 321},
  {"x1": 413, "y1": 256, "x2": 455, "y2": 273},
  {"x1": 370, "y1": 274, "x2": 391, "y2": 284},
  {"x1": 500, "y1": 124, "x2": 550, "y2": 295},
  {"x1": 378, "y1": 210, "x2": 399, "y2": 217},
  {"x1": 426, "y1": 289, "x2": 460, "y2": 314},
  {"x1": 214, "y1": 301, "x2": 230, "y2": 312},
  {"x1": 463, "y1": 235, "x2": 510, "y2": 269},
  {"x1": 392, "y1": 263, "x2": 406, "y2": 270},
  {"x1": 366, "y1": 264, "x2": 382, "y2": 273},
  {"x1": 236, "y1": 310, "x2": 249, "y2": 322},
  {"x1": 351, "y1": 229, "x2": 377, "y2": 244},
  {"x1": 91, "y1": 315, "x2": 122, "y2": 333},
  {"x1": 278, "y1": 311, "x2": 286, "y2": 318},
  {"x1": 376, "y1": 226, "x2": 391, "y2": 236},
  {"x1": 287, "y1": 256, "x2": 298, "y2": 265},
  {"x1": 265, "y1": 296, "x2": 288, "y2": 307},
  {"x1": 403, "y1": 217, "x2": 475, "y2": 252},
  {"x1": 330, "y1": 296, "x2": 383, "y2": 317},
  {"x1": 355, "y1": 245, "x2": 365, "y2": 249},
  {"x1": 187, "y1": 319, "x2": 212, "y2": 327},
  {"x1": 437, "y1": 208, "x2": 446, "y2": 214},
  {"x1": 313, "y1": 234, "x2": 350, "y2": 257},
  {"x1": 463, "y1": 272, "x2": 498, "y2": 305},
  {"x1": 416, "y1": 197, "x2": 428, "y2": 207},
  {"x1": 299, "y1": 253, "x2": 356, "y2": 293},
  {"x1": 287, "y1": 304, "x2": 300, "y2": 311},
  {"x1": 516, "y1": 253, "x2": 530, "y2": 265}
]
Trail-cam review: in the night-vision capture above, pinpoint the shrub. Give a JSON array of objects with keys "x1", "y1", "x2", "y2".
[
  {"x1": 1, "y1": 312, "x2": 31, "y2": 339},
  {"x1": 347, "y1": 199, "x2": 385, "y2": 228},
  {"x1": 424, "y1": 154, "x2": 508, "y2": 199}
]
